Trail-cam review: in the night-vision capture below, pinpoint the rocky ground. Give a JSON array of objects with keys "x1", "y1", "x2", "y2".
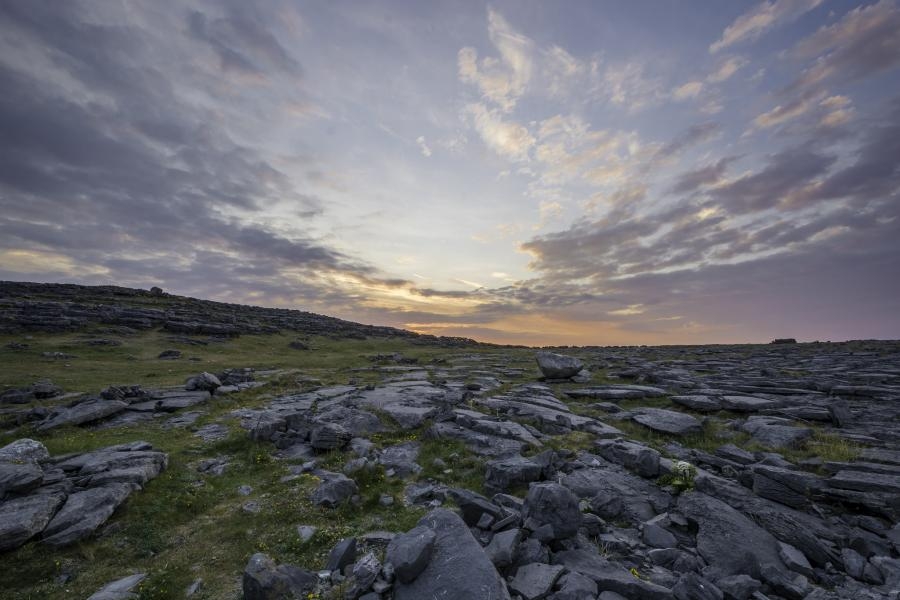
[{"x1": 1, "y1": 283, "x2": 899, "y2": 600}]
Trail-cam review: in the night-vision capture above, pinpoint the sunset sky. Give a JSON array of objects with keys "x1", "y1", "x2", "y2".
[{"x1": 1, "y1": 0, "x2": 899, "y2": 345}]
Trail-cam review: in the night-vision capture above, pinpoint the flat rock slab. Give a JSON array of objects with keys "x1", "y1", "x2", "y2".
[
  {"x1": 749, "y1": 425, "x2": 813, "y2": 449},
  {"x1": 392, "y1": 508, "x2": 510, "y2": 600},
  {"x1": 509, "y1": 563, "x2": 565, "y2": 600},
  {"x1": 631, "y1": 408, "x2": 702, "y2": 436},
  {"x1": 42, "y1": 483, "x2": 137, "y2": 547},
  {"x1": 677, "y1": 491, "x2": 784, "y2": 579},
  {"x1": 552, "y1": 549, "x2": 673, "y2": 600},
  {"x1": 671, "y1": 395, "x2": 722, "y2": 412},
  {"x1": 828, "y1": 470, "x2": 900, "y2": 494},
  {"x1": 37, "y1": 399, "x2": 128, "y2": 431},
  {"x1": 719, "y1": 396, "x2": 779, "y2": 412},
  {"x1": 0, "y1": 492, "x2": 66, "y2": 551},
  {"x1": 566, "y1": 385, "x2": 667, "y2": 401},
  {"x1": 87, "y1": 573, "x2": 147, "y2": 600}
]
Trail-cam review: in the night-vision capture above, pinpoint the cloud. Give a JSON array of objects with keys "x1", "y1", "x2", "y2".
[
  {"x1": 600, "y1": 61, "x2": 665, "y2": 112},
  {"x1": 788, "y1": 0, "x2": 900, "y2": 91},
  {"x1": 416, "y1": 135, "x2": 432, "y2": 157},
  {"x1": 669, "y1": 156, "x2": 740, "y2": 194},
  {"x1": 710, "y1": 0, "x2": 823, "y2": 53},
  {"x1": 710, "y1": 145, "x2": 835, "y2": 213},
  {"x1": 457, "y1": 8, "x2": 533, "y2": 111},
  {"x1": 751, "y1": 91, "x2": 822, "y2": 129},
  {"x1": 0, "y1": 1, "x2": 404, "y2": 311},
  {"x1": 466, "y1": 103, "x2": 535, "y2": 161},
  {"x1": 672, "y1": 81, "x2": 704, "y2": 101},
  {"x1": 707, "y1": 56, "x2": 749, "y2": 83}
]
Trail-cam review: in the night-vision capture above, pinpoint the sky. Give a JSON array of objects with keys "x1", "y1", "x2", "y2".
[{"x1": 1, "y1": 0, "x2": 899, "y2": 346}]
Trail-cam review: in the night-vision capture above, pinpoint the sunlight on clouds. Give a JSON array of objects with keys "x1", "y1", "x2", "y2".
[
  {"x1": 609, "y1": 304, "x2": 645, "y2": 316},
  {"x1": 710, "y1": 0, "x2": 823, "y2": 53},
  {"x1": 466, "y1": 103, "x2": 535, "y2": 161},
  {"x1": 707, "y1": 56, "x2": 748, "y2": 83},
  {"x1": 673, "y1": 81, "x2": 704, "y2": 101},
  {"x1": 457, "y1": 9, "x2": 533, "y2": 112},
  {"x1": 0, "y1": 249, "x2": 109, "y2": 276}
]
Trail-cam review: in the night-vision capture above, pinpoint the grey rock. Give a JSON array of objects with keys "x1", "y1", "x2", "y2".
[
  {"x1": 37, "y1": 399, "x2": 128, "y2": 431},
  {"x1": 828, "y1": 469, "x2": 900, "y2": 493},
  {"x1": 841, "y1": 547, "x2": 866, "y2": 579},
  {"x1": 378, "y1": 441, "x2": 421, "y2": 478},
  {"x1": 671, "y1": 395, "x2": 722, "y2": 412},
  {"x1": 185, "y1": 372, "x2": 221, "y2": 392},
  {"x1": 485, "y1": 455, "x2": 543, "y2": 494},
  {"x1": 566, "y1": 385, "x2": 667, "y2": 401},
  {"x1": 551, "y1": 571, "x2": 598, "y2": 600},
  {"x1": 392, "y1": 508, "x2": 510, "y2": 600},
  {"x1": 677, "y1": 492, "x2": 784, "y2": 579},
  {"x1": 553, "y1": 549, "x2": 674, "y2": 600},
  {"x1": 522, "y1": 482, "x2": 582, "y2": 540},
  {"x1": 0, "y1": 492, "x2": 65, "y2": 551},
  {"x1": 484, "y1": 527, "x2": 521, "y2": 569},
  {"x1": 719, "y1": 396, "x2": 778, "y2": 412},
  {"x1": 297, "y1": 525, "x2": 317, "y2": 542},
  {"x1": 828, "y1": 400, "x2": 853, "y2": 427},
  {"x1": 509, "y1": 563, "x2": 565, "y2": 600},
  {"x1": 0, "y1": 461, "x2": 44, "y2": 497},
  {"x1": 0, "y1": 438, "x2": 50, "y2": 463},
  {"x1": 714, "y1": 445, "x2": 755, "y2": 465},
  {"x1": 643, "y1": 522, "x2": 678, "y2": 549},
  {"x1": 536, "y1": 351, "x2": 584, "y2": 379},
  {"x1": 448, "y1": 488, "x2": 502, "y2": 526},
  {"x1": 714, "y1": 574, "x2": 760, "y2": 600},
  {"x1": 42, "y1": 483, "x2": 137, "y2": 547},
  {"x1": 386, "y1": 525, "x2": 436, "y2": 583},
  {"x1": 242, "y1": 553, "x2": 317, "y2": 599},
  {"x1": 776, "y1": 541, "x2": 814, "y2": 578},
  {"x1": 595, "y1": 439, "x2": 661, "y2": 477},
  {"x1": 327, "y1": 537, "x2": 358, "y2": 573},
  {"x1": 311, "y1": 472, "x2": 358, "y2": 508},
  {"x1": 746, "y1": 423, "x2": 813, "y2": 449},
  {"x1": 351, "y1": 552, "x2": 381, "y2": 592},
  {"x1": 157, "y1": 349, "x2": 181, "y2": 359},
  {"x1": 311, "y1": 423, "x2": 352, "y2": 451},
  {"x1": 672, "y1": 573, "x2": 722, "y2": 600},
  {"x1": 87, "y1": 573, "x2": 147, "y2": 600},
  {"x1": 632, "y1": 408, "x2": 703, "y2": 436},
  {"x1": 759, "y1": 563, "x2": 809, "y2": 600}
]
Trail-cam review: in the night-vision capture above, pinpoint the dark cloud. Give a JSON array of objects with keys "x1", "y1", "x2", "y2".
[
  {"x1": 669, "y1": 156, "x2": 739, "y2": 194},
  {"x1": 789, "y1": 0, "x2": 900, "y2": 92},
  {"x1": 655, "y1": 121, "x2": 720, "y2": 158},
  {"x1": 0, "y1": 1, "x2": 396, "y2": 310},
  {"x1": 709, "y1": 145, "x2": 835, "y2": 214},
  {"x1": 188, "y1": 5, "x2": 302, "y2": 79}
]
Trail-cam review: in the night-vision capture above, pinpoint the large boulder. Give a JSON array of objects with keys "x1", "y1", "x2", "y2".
[
  {"x1": 677, "y1": 492, "x2": 784, "y2": 579},
  {"x1": 185, "y1": 372, "x2": 221, "y2": 392},
  {"x1": 0, "y1": 492, "x2": 66, "y2": 551},
  {"x1": 242, "y1": 553, "x2": 317, "y2": 600},
  {"x1": 385, "y1": 525, "x2": 436, "y2": 583},
  {"x1": 536, "y1": 352, "x2": 584, "y2": 379},
  {"x1": 0, "y1": 439, "x2": 50, "y2": 463},
  {"x1": 522, "y1": 482, "x2": 582, "y2": 540},
  {"x1": 311, "y1": 472, "x2": 358, "y2": 508},
  {"x1": 392, "y1": 508, "x2": 510, "y2": 600},
  {"x1": 41, "y1": 483, "x2": 137, "y2": 547}
]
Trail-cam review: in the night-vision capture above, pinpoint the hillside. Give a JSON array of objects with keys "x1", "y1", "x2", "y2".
[{"x1": 0, "y1": 282, "x2": 898, "y2": 600}]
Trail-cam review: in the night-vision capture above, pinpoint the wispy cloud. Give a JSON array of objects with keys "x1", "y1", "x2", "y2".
[{"x1": 710, "y1": 0, "x2": 823, "y2": 53}]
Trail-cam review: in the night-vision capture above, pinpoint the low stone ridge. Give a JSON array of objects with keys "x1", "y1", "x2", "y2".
[
  {"x1": 0, "y1": 280, "x2": 478, "y2": 345},
  {"x1": 0, "y1": 439, "x2": 166, "y2": 551}
]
